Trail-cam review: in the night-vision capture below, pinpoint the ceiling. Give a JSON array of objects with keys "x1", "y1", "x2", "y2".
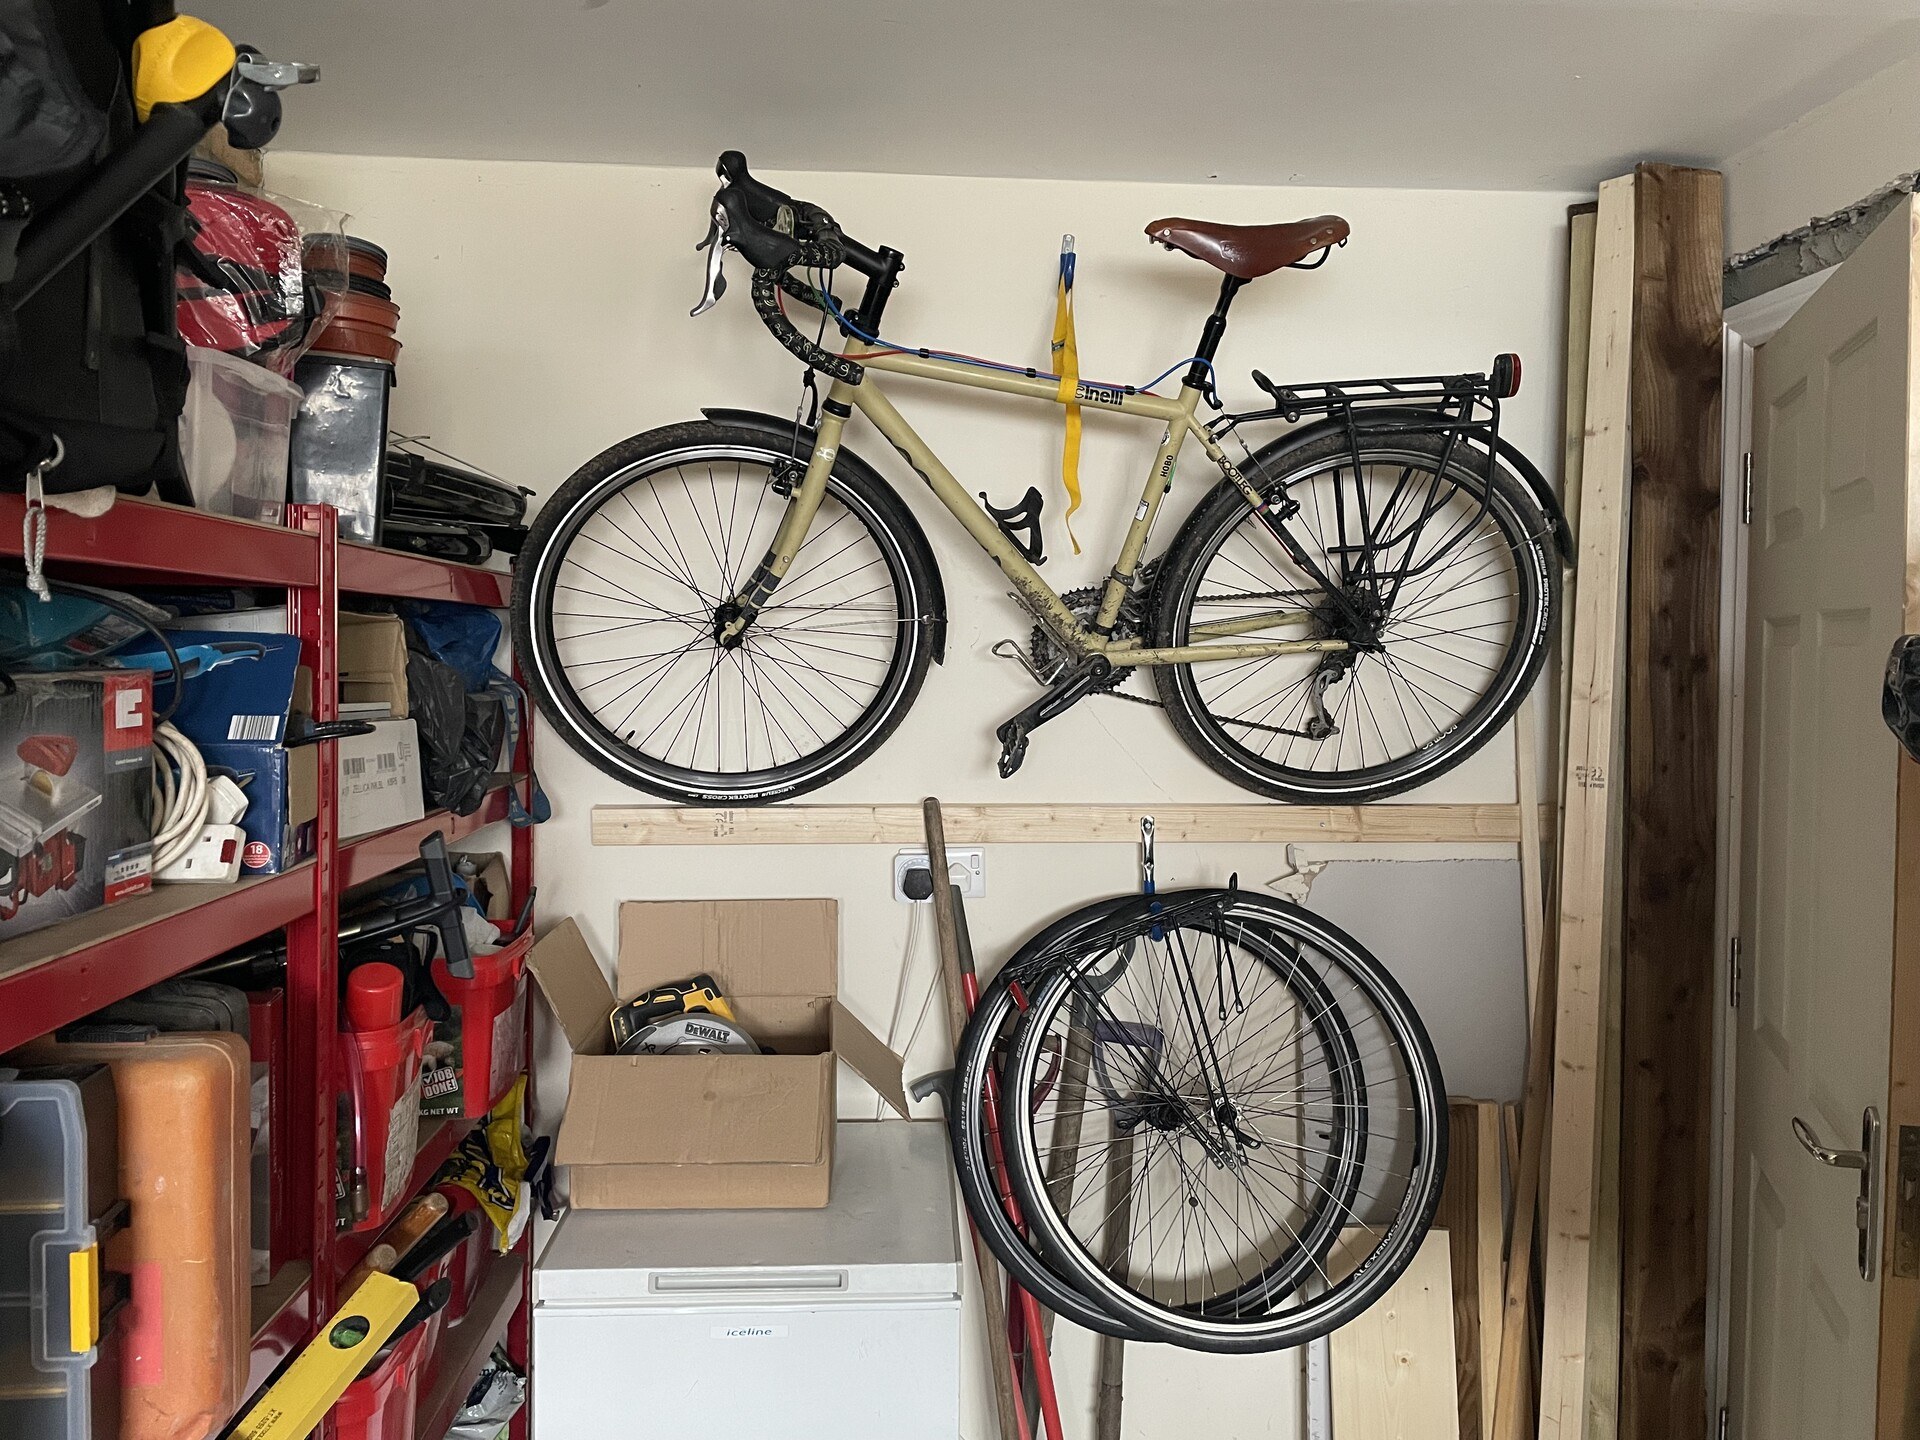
[{"x1": 195, "y1": 0, "x2": 1920, "y2": 191}]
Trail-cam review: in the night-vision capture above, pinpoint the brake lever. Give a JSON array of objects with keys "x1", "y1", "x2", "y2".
[{"x1": 691, "y1": 198, "x2": 729, "y2": 317}]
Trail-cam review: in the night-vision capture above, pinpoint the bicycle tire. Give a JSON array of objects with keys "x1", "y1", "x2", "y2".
[
  {"x1": 949, "y1": 896, "x2": 1160, "y2": 1341},
  {"x1": 513, "y1": 421, "x2": 941, "y2": 804},
  {"x1": 999, "y1": 891, "x2": 1447, "y2": 1353},
  {"x1": 1152, "y1": 429, "x2": 1557, "y2": 803}
]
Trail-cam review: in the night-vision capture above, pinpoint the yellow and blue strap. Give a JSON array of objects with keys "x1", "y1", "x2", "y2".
[{"x1": 1050, "y1": 237, "x2": 1083, "y2": 554}]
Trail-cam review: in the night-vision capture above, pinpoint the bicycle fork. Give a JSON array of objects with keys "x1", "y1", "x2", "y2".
[{"x1": 712, "y1": 390, "x2": 856, "y2": 646}]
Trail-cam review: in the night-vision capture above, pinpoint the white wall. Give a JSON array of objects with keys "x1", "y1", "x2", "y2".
[
  {"x1": 273, "y1": 150, "x2": 1573, "y2": 1438},
  {"x1": 1721, "y1": 50, "x2": 1920, "y2": 256}
]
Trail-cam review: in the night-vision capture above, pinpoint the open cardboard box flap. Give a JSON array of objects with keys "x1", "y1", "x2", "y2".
[
  {"x1": 526, "y1": 913, "x2": 913, "y2": 1175},
  {"x1": 617, "y1": 898, "x2": 836, "y2": 997}
]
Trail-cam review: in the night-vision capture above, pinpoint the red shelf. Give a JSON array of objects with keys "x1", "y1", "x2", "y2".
[
  {"x1": 245, "y1": 1261, "x2": 314, "y2": 1401},
  {"x1": 339, "y1": 540, "x2": 510, "y2": 606},
  {"x1": 339, "y1": 781, "x2": 515, "y2": 890},
  {"x1": 0, "y1": 864, "x2": 314, "y2": 1052},
  {"x1": 0, "y1": 493, "x2": 317, "y2": 587}
]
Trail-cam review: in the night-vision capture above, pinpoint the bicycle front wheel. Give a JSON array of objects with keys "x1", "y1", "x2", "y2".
[
  {"x1": 1153, "y1": 429, "x2": 1557, "y2": 803},
  {"x1": 1000, "y1": 890, "x2": 1447, "y2": 1353},
  {"x1": 514, "y1": 421, "x2": 940, "y2": 804}
]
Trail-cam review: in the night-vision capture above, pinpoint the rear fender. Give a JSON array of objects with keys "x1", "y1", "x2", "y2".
[{"x1": 1237, "y1": 408, "x2": 1575, "y2": 564}]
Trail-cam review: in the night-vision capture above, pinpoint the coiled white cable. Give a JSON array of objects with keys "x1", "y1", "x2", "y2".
[{"x1": 150, "y1": 722, "x2": 209, "y2": 876}]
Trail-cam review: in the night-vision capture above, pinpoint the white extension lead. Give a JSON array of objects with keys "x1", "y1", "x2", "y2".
[{"x1": 149, "y1": 722, "x2": 210, "y2": 874}]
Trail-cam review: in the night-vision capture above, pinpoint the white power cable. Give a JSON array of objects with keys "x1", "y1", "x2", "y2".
[{"x1": 150, "y1": 722, "x2": 210, "y2": 876}]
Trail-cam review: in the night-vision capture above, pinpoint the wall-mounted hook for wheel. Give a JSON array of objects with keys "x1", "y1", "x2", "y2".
[{"x1": 980, "y1": 487, "x2": 1047, "y2": 565}]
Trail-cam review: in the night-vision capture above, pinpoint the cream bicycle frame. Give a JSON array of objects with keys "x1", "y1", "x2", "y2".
[{"x1": 723, "y1": 344, "x2": 1348, "y2": 669}]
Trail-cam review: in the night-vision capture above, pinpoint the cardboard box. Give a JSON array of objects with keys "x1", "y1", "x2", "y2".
[
  {"x1": 127, "y1": 630, "x2": 317, "y2": 874},
  {"x1": 337, "y1": 719, "x2": 425, "y2": 838},
  {"x1": 527, "y1": 901, "x2": 906, "y2": 1209},
  {"x1": 0, "y1": 670, "x2": 153, "y2": 940},
  {"x1": 337, "y1": 612, "x2": 409, "y2": 719}
]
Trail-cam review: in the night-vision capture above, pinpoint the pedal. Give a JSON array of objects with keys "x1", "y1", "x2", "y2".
[
  {"x1": 996, "y1": 719, "x2": 1032, "y2": 778},
  {"x1": 994, "y1": 655, "x2": 1111, "y2": 779},
  {"x1": 980, "y1": 486, "x2": 1047, "y2": 565}
]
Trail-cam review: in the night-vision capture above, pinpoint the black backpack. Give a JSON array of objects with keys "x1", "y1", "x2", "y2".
[{"x1": 0, "y1": 0, "x2": 194, "y2": 501}]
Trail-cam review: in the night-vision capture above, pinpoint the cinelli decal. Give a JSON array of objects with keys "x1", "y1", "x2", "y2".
[{"x1": 1075, "y1": 382, "x2": 1126, "y2": 407}]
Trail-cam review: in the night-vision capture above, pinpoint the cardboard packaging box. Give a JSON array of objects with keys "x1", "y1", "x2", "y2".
[
  {"x1": 131, "y1": 631, "x2": 317, "y2": 875},
  {"x1": 337, "y1": 612, "x2": 409, "y2": 719},
  {"x1": 527, "y1": 900, "x2": 907, "y2": 1209},
  {"x1": 337, "y1": 719, "x2": 424, "y2": 838},
  {"x1": 0, "y1": 670, "x2": 153, "y2": 940}
]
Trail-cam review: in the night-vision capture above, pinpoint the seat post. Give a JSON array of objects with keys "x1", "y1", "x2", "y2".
[{"x1": 1184, "y1": 274, "x2": 1246, "y2": 391}]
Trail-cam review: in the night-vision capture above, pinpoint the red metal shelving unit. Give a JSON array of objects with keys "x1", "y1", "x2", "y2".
[{"x1": 0, "y1": 497, "x2": 535, "y2": 1440}]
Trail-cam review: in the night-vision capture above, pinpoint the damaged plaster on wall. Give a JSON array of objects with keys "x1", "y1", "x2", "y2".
[{"x1": 1724, "y1": 168, "x2": 1919, "y2": 308}]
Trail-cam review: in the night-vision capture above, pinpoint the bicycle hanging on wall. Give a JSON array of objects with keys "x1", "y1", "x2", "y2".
[{"x1": 514, "y1": 152, "x2": 1570, "y2": 805}]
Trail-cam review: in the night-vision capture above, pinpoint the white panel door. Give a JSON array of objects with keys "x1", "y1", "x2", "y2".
[{"x1": 1727, "y1": 197, "x2": 1916, "y2": 1440}]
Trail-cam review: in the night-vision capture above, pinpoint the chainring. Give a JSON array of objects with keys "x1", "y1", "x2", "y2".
[{"x1": 1029, "y1": 569, "x2": 1156, "y2": 692}]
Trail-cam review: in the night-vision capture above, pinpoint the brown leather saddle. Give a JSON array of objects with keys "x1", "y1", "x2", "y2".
[{"x1": 1145, "y1": 215, "x2": 1350, "y2": 280}]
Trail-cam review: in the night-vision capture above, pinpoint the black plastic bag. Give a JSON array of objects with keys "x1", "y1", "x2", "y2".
[{"x1": 406, "y1": 646, "x2": 492, "y2": 815}]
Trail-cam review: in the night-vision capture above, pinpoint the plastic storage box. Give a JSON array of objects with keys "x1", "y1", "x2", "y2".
[
  {"x1": 328, "y1": 1320, "x2": 424, "y2": 1440},
  {"x1": 424, "y1": 931, "x2": 528, "y2": 1119},
  {"x1": 17, "y1": 1032, "x2": 252, "y2": 1440},
  {"x1": 0, "y1": 1066, "x2": 123, "y2": 1440},
  {"x1": 180, "y1": 346, "x2": 300, "y2": 524},
  {"x1": 339, "y1": 1007, "x2": 430, "y2": 1233}
]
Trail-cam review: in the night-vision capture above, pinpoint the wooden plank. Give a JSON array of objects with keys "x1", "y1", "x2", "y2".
[
  {"x1": 1879, "y1": 757, "x2": 1920, "y2": 1439},
  {"x1": 592, "y1": 802, "x2": 1533, "y2": 846},
  {"x1": 1880, "y1": 194, "x2": 1920, "y2": 1440},
  {"x1": 1441, "y1": 1100, "x2": 1506, "y2": 1440},
  {"x1": 1332, "y1": 1229, "x2": 1461, "y2": 1440},
  {"x1": 1535, "y1": 171, "x2": 1636, "y2": 1440},
  {"x1": 1618, "y1": 162, "x2": 1724, "y2": 1440}
]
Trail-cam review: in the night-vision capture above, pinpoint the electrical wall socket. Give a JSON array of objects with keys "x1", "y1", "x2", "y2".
[{"x1": 893, "y1": 847, "x2": 985, "y2": 903}]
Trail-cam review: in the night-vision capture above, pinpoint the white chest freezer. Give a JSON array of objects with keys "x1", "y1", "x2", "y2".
[{"x1": 533, "y1": 1120, "x2": 962, "y2": 1439}]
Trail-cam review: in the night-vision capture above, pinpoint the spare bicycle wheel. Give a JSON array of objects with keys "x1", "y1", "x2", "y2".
[{"x1": 1000, "y1": 890, "x2": 1446, "y2": 1353}]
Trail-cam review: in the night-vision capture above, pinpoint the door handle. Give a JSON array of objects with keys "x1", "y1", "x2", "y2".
[
  {"x1": 1792, "y1": 1108, "x2": 1883, "y2": 1280},
  {"x1": 1793, "y1": 1115, "x2": 1869, "y2": 1169}
]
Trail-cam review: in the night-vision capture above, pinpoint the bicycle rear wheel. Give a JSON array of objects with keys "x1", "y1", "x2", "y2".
[
  {"x1": 1153, "y1": 429, "x2": 1556, "y2": 803},
  {"x1": 1000, "y1": 890, "x2": 1446, "y2": 1353},
  {"x1": 514, "y1": 421, "x2": 940, "y2": 804}
]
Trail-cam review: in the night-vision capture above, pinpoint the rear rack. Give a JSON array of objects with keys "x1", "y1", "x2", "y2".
[{"x1": 1209, "y1": 356, "x2": 1520, "y2": 586}]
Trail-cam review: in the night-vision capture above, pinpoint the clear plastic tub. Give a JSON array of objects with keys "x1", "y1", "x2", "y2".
[
  {"x1": 180, "y1": 346, "x2": 301, "y2": 524},
  {"x1": 0, "y1": 1068, "x2": 116, "y2": 1440}
]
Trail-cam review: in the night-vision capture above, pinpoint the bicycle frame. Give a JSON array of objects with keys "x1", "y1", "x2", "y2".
[{"x1": 720, "y1": 344, "x2": 1348, "y2": 669}]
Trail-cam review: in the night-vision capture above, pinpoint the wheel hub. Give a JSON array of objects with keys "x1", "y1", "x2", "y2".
[{"x1": 711, "y1": 601, "x2": 749, "y2": 649}]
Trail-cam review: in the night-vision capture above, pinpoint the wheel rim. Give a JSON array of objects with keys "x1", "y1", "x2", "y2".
[
  {"x1": 1172, "y1": 446, "x2": 1545, "y2": 794},
  {"x1": 1004, "y1": 894, "x2": 1445, "y2": 1347},
  {"x1": 526, "y1": 445, "x2": 921, "y2": 797}
]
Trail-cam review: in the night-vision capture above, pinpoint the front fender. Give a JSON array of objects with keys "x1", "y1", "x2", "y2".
[
  {"x1": 1237, "y1": 408, "x2": 1575, "y2": 565},
  {"x1": 702, "y1": 407, "x2": 950, "y2": 662}
]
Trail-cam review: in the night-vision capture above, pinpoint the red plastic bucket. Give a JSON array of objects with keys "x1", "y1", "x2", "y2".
[
  {"x1": 329, "y1": 1321, "x2": 425, "y2": 1440},
  {"x1": 340, "y1": 1007, "x2": 430, "y2": 1232},
  {"x1": 429, "y1": 931, "x2": 529, "y2": 1118},
  {"x1": 434, "y1": 1182, "x2": 489, "y2": 1323}
]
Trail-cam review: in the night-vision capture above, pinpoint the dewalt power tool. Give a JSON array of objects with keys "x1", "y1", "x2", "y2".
[{"x1": 610, "y1": 973, "x2": 760, "y2": 1055}]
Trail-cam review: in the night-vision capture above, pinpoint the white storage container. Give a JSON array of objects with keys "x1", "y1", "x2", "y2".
[
  {"x1": 179, "y1": 346, "x2": 300, "y2": 524},
  {"x1": 533, "y1": 1121, "x2": 961, "y2": 1440}
]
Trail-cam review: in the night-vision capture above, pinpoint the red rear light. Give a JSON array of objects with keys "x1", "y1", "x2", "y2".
[{"x1": 1491, "y1": 353, "x2": 1522, "y2": 399}]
